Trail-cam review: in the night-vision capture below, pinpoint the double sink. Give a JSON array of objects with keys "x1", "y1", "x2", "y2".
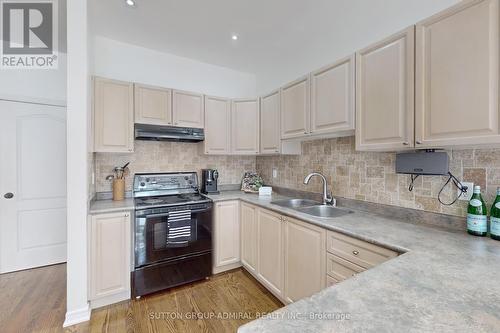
[{"x1": 270, "y1": 199, "x2": 354, "y2": 218}]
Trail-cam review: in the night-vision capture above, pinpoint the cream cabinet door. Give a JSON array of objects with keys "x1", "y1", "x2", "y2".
[
  {"x1": 214, "y1": 201, "x2": 240, "y2": 268},
  {"x1": 355, "y1": 27, "x2": 415, "y2": 151},
  {"x1": 134, "y1": 84, "x2": 172, "y2": 126},
  {"x1": 240, "y1": 202, "x2": 258, "y2": 273},
  {"x1": 172, "y1": 90, "x2": 204, "y2": 128},
  {"x1": 415, "y1": 0, "x2": 500, "y2": 148},
  {"x1": 311, "y1": 55, "x2": 355, "y2": 135},
  {"x1": 257, "y1": 208, "x2": 284, "y2": 298},
  {"x1": 90, "y1": 211, "x2": 131, "y2": 301},
  {"x1": 281, "y1": 76, "x2": 310, "y2": 139},
  {"x1": 93, "y1": 77, "x2": 134, "y2": 153},
  {"x1": 231, "y1": 99, "x2": 259, "y2": 155},
  {"x1": 204, "y1": 96, "x2": 231, "y2": 154},
  {"x1": 260, "y1": 90, "x2": 281, "y2": 154},
  {"x1": 283, "y1": 216, "x2": 325, "y2": 303}
]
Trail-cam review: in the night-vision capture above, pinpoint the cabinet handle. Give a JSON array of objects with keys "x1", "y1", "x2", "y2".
[
  {"x1": 402, "y1": 142, "x2": 409, "y2": 146},
  {"x1": 352, "y1": 250, "x2": 359, "y2": 256},
  {"x1": 416, "y1": 141, "x2": 422, "y2": 145}
]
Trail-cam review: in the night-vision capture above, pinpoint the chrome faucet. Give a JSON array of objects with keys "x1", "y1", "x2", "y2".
[{"x1": 303, "y1": 172, "x2": 336, "y2": 206}]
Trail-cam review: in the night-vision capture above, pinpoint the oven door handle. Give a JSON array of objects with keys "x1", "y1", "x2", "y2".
[{"x1": 142, "y1": 207, "x2": 211, "y2": 219}]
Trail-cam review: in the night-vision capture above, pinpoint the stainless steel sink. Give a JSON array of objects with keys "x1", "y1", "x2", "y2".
[
  {"x1": 271, "y1": 198, "x2": 320, "y2": 209},
  {"x1": 297, "y1": 205, "x2": 354, "y2": 218}
]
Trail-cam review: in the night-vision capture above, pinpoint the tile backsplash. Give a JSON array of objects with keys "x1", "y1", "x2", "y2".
[
  {"x1": 256, "y1": 136, "x2": 500, "y2": 218},
  {"x1": 93, "y1": 136, "x2": 500, "y2": 219},
  {"x1": 94, "y1": 141, "x2": 255, "y2": 192}
]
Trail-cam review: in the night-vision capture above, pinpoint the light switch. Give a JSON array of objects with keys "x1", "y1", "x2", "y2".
[{"x1": 272, "y1": 168, "x2": 278, "y2": 178}]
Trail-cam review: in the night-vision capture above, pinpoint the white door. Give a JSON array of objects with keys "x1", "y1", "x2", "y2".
[{"x1": 0, "y1": 100, "x2": 67, "y2": 273}]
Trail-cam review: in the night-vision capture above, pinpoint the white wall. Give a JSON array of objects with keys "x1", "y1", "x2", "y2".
[
  {"x1": 64, "y1": 0, "x2": 90, "y2": 327},
  {"x1": 0, "y1": 0, "x2": 67, "y2": 105},
  {"x1": 255, "y1": 0, "x2": 460, "y2": 94},
  {"x1": 92, "y1": 36, "x2": 256, "y2": 98}
]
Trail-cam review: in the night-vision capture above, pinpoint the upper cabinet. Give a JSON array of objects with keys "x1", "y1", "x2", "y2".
[
  {"x1": 355, "y1": 27, "x2": 415, "y2": 151},
  {"x1": 311, "y1": 55, "x2": 355, "y2": 135},
  {"x1": 172, "y1": 90, "x2": 204, "y2": 128},
  {"x1": 93, "y1": 77, "x2": 134, "y2": 153},
  {"x1": 281, "y1": 76, "x2": 310, "y2": 139},
  {"x1": 260, "y1": 90, "x2": 281, "y2": 154},
  {"x1": 415, "y1": 0, "x2": 500, "y2": 148},
  {"x1": 231, "y1": 99, "x2": 259, "y2": 155},
  {"x1": 134, "y1": 84, "x2": 172, "y2": 126},
  {"x1": 204, "y1": 96, "x2": 231, "y2": 155}
]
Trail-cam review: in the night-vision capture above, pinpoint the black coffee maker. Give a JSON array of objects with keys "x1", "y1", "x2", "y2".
[{"x1": 201, "y1": 169, "x2": 219, "y2": 194}]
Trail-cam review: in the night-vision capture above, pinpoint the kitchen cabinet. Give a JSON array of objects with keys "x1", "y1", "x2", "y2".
[
  {"x1": 281, "y1": 75, "x2": 310, "y2": 139},
  {"x1": 415, "y1": 0, "x2": 500, "y2": 148},
  {"x1": 260, "y1": 90, "x2": 281, "y2": 154},
  {"x1": 240, "y1": 202, "x2": 258, "y2": 273},
  {"x1": 213, "y1": 200, "x2": 241, "y2": 273},
  {"x1": 283, "y1": 216, "x2": 325, "y2": 303},
  {"x1": 355, "y1": 27, "x2": 415, "y2": 151},
  {"x1": 326, "y1": 230, "x2": 398, "y2": 269},
  {"x1": 172, "y1": 89, "x2": 204, "y2": 128},
  {"x1": 93, "y1": 77, "x2": 134, "y2": 153},
  {"x1": 89, "y1": 211, "x2": 131, "y2": 308},
  {"x1": 257, "y1": 208, "x2": 284, "y2": 298},
  {"x1": 231, "y1": 99, "x2": 259, "y2": 155},
  {"x1": 134, "y1": 84, "x2": 172, "y2": 126},
  {"x1": 311, "y1": 55, "x2": 355, "y2": 136},
  {"x1": 204, "y1": 96, "x2": 231, "y2": 154},
  {"x1": 325, "y1": 230, "x2": 398, "y2": 285}
]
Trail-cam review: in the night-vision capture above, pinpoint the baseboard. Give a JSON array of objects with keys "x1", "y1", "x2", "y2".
[
  {"x1": 90, "y1": 290, "x2": 130, "y2": 309},
  {"x1": 63, "y1": 303, "x2": 91, "y2": 327},
  {"x1": 212, "y1": 261, "x2": 242, "y2": 274}
]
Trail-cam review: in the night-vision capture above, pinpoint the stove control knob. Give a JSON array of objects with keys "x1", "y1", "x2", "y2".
[
  {"x1": 140, "y1": 182, "x2": 145, "y2": 187},
  {"x1": 146, "y1": 178, "x2": 150, "y2": 182},
  {"x1": 184, "y1": 176, "x2": 189, "y2": 180}
]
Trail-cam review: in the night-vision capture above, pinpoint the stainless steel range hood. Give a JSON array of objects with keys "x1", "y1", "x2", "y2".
[{"x1": 135, "y1": 124, "x2": 204, "y2": 142}]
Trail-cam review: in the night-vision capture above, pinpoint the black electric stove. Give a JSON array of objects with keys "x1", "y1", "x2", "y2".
[{"x1": 132, "y1": 172, "x2": 213, "y2": 298}]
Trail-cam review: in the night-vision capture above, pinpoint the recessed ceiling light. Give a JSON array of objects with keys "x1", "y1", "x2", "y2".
[
  {"x1": 231, "y1": 34, "x2": 238, "y2": 41},
  {"x1": 125, "y1": 0, "x2": 135, "y2": 7}
]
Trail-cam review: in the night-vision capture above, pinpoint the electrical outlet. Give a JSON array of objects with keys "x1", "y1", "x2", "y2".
[
  {"x1": 459, "y1": 182, "x2": 474, "y2": 201},
  {"x1": 272, "y1": 168, "x2": 278, "y2": 179}
]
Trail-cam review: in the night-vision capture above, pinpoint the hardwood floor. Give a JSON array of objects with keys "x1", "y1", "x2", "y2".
[
  {"x1": 0, "y1": 264, "x2": 283, "y2": 333},
  {"x1": 0, "y1": 263, "x2": 67, "y2": 333}
]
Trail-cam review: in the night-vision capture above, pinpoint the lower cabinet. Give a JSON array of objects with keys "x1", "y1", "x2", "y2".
[
  {"x1": 257, "y1": 208, "x2": 284, "y2": 298},
  {"x1": 213, "y1": 200, "x2": 241, "y2": 273},
  {"x1": 283, "y1": 216, "x2": 326, "y2": 303},
  {"x1": 238, "y1": 203, "x2": 325, "y2": 304},
  {"x1": 89, "y1": 211, "x2": 131, "y2": 308},
  {"x1": 215, "y1": 200, "x2": 400, "y2": 305},
  {"x1": 241, "y1": 202, "x2": 258, "y2": 273},
  {"x1": 325, "y1": 230, "x2": 398, "y2": 284}
]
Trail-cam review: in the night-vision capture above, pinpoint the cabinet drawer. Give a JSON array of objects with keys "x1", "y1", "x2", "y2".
[
  {"x1": 326, "y1": 274, "x2": 340, "y2": 287},
  {"x1": 326, "y1": 253, "x2": 364, "y2": 282},
  {"x1": 327, "y1": 231, "x2": 398, "y2": 269}
]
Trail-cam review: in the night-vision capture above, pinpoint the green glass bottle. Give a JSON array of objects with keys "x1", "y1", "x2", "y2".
[
  {"x1": 490, "y1": 187, "x2": 500, "y2": 241},
  {"x1": 467, "y1": 185, "x2": 487, "y2": 237}
]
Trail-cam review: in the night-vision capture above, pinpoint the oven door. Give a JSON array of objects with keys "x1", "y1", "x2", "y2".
[{"x1": 135, "y1": 204, "x2": 212, "y2": 268}]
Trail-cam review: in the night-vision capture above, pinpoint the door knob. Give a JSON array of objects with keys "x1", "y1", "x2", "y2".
[{"x1": 4, "y1": 192, "x2": 14, "y2": 199}]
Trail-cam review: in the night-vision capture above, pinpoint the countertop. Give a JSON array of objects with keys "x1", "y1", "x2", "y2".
[
  {"x1": 207, "y1": 191, "x2": 500, "y2": 333},
  {"x1": 88, "y1": 191, "x2": 500, "y2": 332},
  {"x1": 88, "y1": 198, "x2": 135, "y2": 214}
]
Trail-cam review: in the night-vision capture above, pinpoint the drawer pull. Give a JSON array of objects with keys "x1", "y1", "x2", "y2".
[{"x1": 352, "y1": 250, "x2": 359, "y2": 256}]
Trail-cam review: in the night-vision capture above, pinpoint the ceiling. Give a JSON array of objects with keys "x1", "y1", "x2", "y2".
[{"x1": 89, "y1": 0, "x2": 458, "y2": 90}]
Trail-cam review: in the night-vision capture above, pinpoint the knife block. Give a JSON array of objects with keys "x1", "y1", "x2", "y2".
[{"x1": 113, "y1": 179, "x2": 125, "y2": 201}]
